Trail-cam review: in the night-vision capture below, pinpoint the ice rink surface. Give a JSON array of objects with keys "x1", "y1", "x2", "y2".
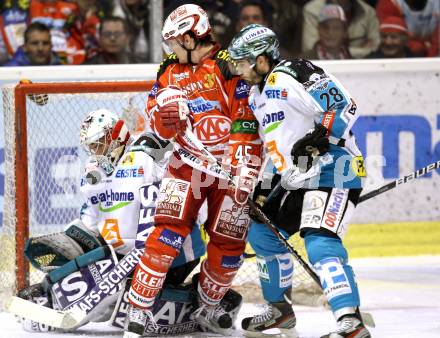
[{"x1": 1, "y1": 255, "x2": 439, "y2": 338}]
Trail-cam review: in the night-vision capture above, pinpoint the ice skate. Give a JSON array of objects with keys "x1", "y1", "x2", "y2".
[
  {"x1": 123, "y1": 305, "x2": 156, "y2": 338},
  {"x1": 192, "y1": 302, "x2": 234, "y2": 335},
  {"x1": 241, "y1": 301, "x2": 298, "y2": 337},
  {"x1": 321, "y1": 315, "x2": 371, "y2": 338}
]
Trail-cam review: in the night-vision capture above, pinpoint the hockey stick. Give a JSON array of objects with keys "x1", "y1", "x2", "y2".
[
  {"x1": 6, "y1": 247, "x2": 144, "y2": 329},
  {"x1": 358, "y1": 159, "x2": 440, "y2": 203},
  {"x1": 181, "y1": 129, "x2": 375, "y2": 327},
  {"x1": 266, "y1": 159, "x2": 440, "y2": 206}
]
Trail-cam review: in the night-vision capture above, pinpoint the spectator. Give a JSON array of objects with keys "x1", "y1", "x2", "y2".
[
  {"x1": 235, "y1": 0, "x2": 300, "y2": 58},
  {"x1": 302, "y1": 4, "x2": 351, "y2": 59},
  {"x1": 303, "y1": 0, "x2": 380, "y2": 58},
  {"x1": 29, "y1": 0, "x2": 77, "y2": 63},
  {"x1": 376, "y1": 0, "x2": 440, "y2": 56},
  {"x1": 268, "y1": 0, "x2": 306, "y2": 58},
  {"x1": 67, "y1": 0, "x2": 108, "y2": 64},
  {"x1": 5, "y1": 22, "x2": 61, "y2": 66},
  {"x1": 112, "y1": 0, "x2": 150, "y2": 62},
  {"x1": 235, "y1": 0, "x2": 272, "y2": 32},
  {"x1": 367, "y1": 16, "x2": 415, "y2": 58},
  {"x1": 0, "y1": 0, "x2": 30, "y2": 65},
  {"x1": 85, "y1": 16, "x2": 136, "y2": 64}
]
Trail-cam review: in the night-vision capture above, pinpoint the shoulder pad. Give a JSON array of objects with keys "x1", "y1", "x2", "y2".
[
  {"x1": 272, "y1": 59, "x2": 326, "y2": 87},
  {"x1": 128, "y1": 133, "x2": 172, "y2": 161},
  {"x1": 157, "y1": 54, "x2": 179, "y2": 79},
  {"x1": 214, "y1": 49, "x2": 234, "y2": 81}
]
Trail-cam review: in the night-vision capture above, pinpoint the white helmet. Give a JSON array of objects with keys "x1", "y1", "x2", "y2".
[
  {"x1": 79, "y1": 109, "x2": 130, "y2": 173},
  {"x1": 162, "y1": 4, "x2": 211, "y2": 41}
]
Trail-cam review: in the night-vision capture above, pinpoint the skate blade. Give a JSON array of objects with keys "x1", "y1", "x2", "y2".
[
  {"x1": 243, "y1": 327, "x2": 299, "y2": 338},
  {"x1": 195, "y1": 317, "x2": 233, "y2": 336}
]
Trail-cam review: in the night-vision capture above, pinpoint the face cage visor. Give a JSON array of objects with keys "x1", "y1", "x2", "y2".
[
  {"x1": 162, "y1": 37, "x2": 186, "y2": 55},
  {"x1": 228, "y1": 58, "x2": 256, "y2": 76}
]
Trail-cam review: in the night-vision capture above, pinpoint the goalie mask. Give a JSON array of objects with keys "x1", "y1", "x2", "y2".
[{"x1": 79, "y1": 109, "x2": 130, "y2": 175}]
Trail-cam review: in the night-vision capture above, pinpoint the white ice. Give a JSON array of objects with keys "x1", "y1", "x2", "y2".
[{"x1": 1, "y1": 256, "x2": 439, "y2": 338}]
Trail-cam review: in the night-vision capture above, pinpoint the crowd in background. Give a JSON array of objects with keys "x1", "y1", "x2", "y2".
[{"x1": 0, "y1": 0, "x2": 438, "y2": 66}]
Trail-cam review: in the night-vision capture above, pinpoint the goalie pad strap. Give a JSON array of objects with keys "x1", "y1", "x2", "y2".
[
  {"x1": 65, "y1": 222, "x2": 107, "y2": 252},
  {"x1": 45, "y1": 246, "x2": 112, "y2": 286}
]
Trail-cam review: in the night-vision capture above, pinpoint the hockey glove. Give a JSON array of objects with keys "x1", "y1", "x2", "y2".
[
  {"x1": 228, "y1": 165, "x2": 259, "y2": 205},
  {"x1": 291, "y1": 123, "x2": 329, "y2": 172},
  {"x1": 249, "y1": 174, "x2": 283, "y2": 223},
  {"x1": 155, "y1": 86, "x2": 190, "y2": 135}
]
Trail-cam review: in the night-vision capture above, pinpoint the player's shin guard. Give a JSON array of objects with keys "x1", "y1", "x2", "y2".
[
  {"x1": 304, "y1": 231, "x2": 360, "y2": 320},
  {"x1": 249, "y1": 221, "x2": 293, "y2": 303},
  {"x1": 128, "y1": 251, "x2": 173, "y2": 309}
]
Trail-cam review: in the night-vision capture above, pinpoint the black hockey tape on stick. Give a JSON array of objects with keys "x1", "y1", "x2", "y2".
[{"x1": 181, "y1": 129, "x2": 375, "y2": 327}]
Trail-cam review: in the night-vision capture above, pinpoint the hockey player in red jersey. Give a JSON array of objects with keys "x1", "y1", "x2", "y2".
[{"x1": 125, "y1": 4, "x2": 262, "y2": 337}]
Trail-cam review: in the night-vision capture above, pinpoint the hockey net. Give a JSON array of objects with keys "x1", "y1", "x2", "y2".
[{"x1": 0, "y1": 80, "x2": 323, "y2": 310}]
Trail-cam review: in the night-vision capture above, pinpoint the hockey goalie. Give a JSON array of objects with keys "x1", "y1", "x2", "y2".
[{"x1": 14, "y1": 109, "x2": 242, "y2": 335}]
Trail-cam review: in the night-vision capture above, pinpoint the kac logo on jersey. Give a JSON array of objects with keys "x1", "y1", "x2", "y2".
[
  {"x1": 265, "y1": 87, "x2": 288, "y2": 100},
  {"x1": 234, "y1": 80, "x2": 250, "y2": 99},
  {"x1": 187, "y1": 97, "x2": 221, "y2": 114},
  {"x1": 115, "y1": 167, "x2": 144, "y2": 178},
  {"x1": 193, "y1": 115, "x2": 231, "y2": 144}
]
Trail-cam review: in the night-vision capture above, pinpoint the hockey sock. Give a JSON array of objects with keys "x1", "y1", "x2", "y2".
[
  {"x1": 198, "y1": 260, "x2": 235, "y2": 306},
  {"x1": 128, "y1": 251, "x2": 174, "y2": 309},
  {"x1": 256, "y1": 252, "x2": 294, "y2": 303},
  {"x1": 248, "y1": 221, "x2": 293, "y2": 303},
  {"x1": 304, "y1": 231, "x2": 360, "y2": 316}
]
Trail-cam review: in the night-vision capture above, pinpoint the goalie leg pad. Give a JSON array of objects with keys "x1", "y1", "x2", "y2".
[
  {"x1": 64, "y1": 219, "x2": 106, "y2": 252},
  {"x1": 45, "y1": 246, "x2": 113, "y2": 286},
  {"x1": 304, "y1": 231, "x2": 360, "y2": 318},
  {"x1": 25, "y1": 232, "x2": 84, "y2": 271}
]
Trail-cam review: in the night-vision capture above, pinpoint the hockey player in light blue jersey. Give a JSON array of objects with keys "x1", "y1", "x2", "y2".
[{"x1": 228, "y1": 24, "x2": 370, "y2": 338}]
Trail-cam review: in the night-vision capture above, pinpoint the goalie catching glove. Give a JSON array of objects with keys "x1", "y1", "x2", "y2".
[
  {"x1": 150, "y1": 86, "x2": 190, "y2": 139},
  {"x1": 290, "y1": 123, "x2": 329, "y2": 172}
]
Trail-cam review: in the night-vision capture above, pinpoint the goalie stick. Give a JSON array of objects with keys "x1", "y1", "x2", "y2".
[
  {"x1": 181, "y1": 129, "x2": 375, "y2": 327},
  {"x1": 7, "y1": 247, "x2": 144, "y2": 329}
]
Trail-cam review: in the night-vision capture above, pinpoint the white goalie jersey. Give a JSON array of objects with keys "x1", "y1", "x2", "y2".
[{"x1": 79, "y1": 141, "x2": 163, "y2": 255}]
